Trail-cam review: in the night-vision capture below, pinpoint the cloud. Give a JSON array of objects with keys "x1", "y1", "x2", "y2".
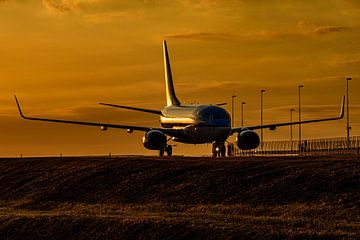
[
  {"x1": 164, "y1": 30, "x2": 301, "y2": 42},
  {"x1": 42, "y1": 0, "x2": 116, "y2": 14},
  {"x1": 165, "y1": 32, "x2": 232, "y2": 41},
  {"x1": 329, "y1": 56, "x2": 360, "y2": 67},
  {"x1": 41, "y1": 0, "x2": 160, "y2": 14},
  {"x1": 297, "y1": 21, "x2": 351, "y2": 35},
  {"x1": 164, "y1": 21, "x2": 353, "y2": 42},
  {"x1": 40, "y1": 1, "x2": 356, "y2": 41},
  {"x1": 176, "y1": 81, "x2": 246, "y2": 92},
  {"x1": 41, "y1": 0, "x2": 147, "y2": 22},
  {"x1": 240, "y1": 30, "x2": 299, "y2": 40},
  {"x1": 42, "y1": 0, "x2": 77, "y2": 13},
  {"x1": 177, "y1": 0, "x2": 223, "y2": 8},
  {"x1": 302, "y1": 75, "x2": 351, "y2": 83},
  {"x1": 345, "y1": 0, "x2": 360, "y2": 7},
  {"x1": 313, "y1": 26, "x2": 350, "y2": 35},
  {"x1": 255, "y1": 23, "x2": 352, "y2": 39},
  {"x1": 83, "y1": 11, "x2": 139, "y2": 23}
]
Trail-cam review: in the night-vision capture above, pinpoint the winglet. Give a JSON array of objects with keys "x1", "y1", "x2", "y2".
[
  {"x1": 339, "y1": 95, "x2": 345, "y2": 119},
  {"x1": 14, "y1": 95, "x2": 26, "y2": 119}
]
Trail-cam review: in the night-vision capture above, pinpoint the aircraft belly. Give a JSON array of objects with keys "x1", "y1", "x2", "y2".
[{"x1": 173, "y1": 126, "x2": 230, "y2": 144}]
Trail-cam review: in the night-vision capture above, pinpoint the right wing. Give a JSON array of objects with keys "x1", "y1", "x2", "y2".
[
  {"x1": 99, "y1": 102, "x2": 162, "y2": 115},
  {"x1": 15, "y1": 96, "x2": 151, "y2": 132},
  {"x1": 231, "y1": 96, "x2": 345, "y2": 134}
]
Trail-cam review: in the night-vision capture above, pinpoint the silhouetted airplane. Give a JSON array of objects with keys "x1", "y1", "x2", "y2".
[{"x1": 15, "y1": 41, "x2": 345, "y2": 157}]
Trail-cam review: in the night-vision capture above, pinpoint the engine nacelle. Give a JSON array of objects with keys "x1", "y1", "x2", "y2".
[
  {"x1": 142, "y1": 130, "x2": 167, "y2": 150},
  {"x1": 236, "y1": 130, "x2": 260, "y2": 150}
]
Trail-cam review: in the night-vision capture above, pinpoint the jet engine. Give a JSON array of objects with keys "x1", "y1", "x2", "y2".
[
  {"x1": 236, "y1": 130, "x2": 260, "y2": 150},
  {"x1": 142, "y1": 130, "x2": 167, "y2": 150}
]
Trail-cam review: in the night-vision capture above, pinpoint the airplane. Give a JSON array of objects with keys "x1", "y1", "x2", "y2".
[{"x1": 15, "y1": 41, "x2": 345, "y2": 157}]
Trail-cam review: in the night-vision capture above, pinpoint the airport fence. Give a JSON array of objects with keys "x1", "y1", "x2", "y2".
[{"x1": 234, "y1": 136, "x2": 360, "y2": 156}]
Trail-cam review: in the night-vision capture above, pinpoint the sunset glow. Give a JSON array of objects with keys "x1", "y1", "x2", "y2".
[{"x1": 0, "y1": 0, "x2": 359, "y2": 156}]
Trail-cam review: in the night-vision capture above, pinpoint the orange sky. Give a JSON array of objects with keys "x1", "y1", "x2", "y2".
[{"x1": 0, "y1": 0, "x2": 359, "y2": 156}]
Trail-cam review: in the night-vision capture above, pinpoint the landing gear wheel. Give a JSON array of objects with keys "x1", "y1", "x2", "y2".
[
  {"x1": 159, "y1": 149, "x2": 164, "y2": 156},
  {"x1": 212, "y1": 142, "x2": 226, "y2": 157},
  {"x1": 220, "y1": 144, "x2": 226, "y2": 157},
  {"x1": 212, "y1": 143, "x2": 217, "y2": 157},
  {"x1": 165, "y1": 145, "x2": 172, "y2": 156}
]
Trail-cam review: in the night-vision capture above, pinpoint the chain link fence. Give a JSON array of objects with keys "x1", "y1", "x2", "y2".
[{"x1": 234, "y1": 136, "x2": 360, "y2": 156}]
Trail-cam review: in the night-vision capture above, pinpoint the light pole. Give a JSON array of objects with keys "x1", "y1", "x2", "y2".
[
  {"x1": 260, "y1": 90, "x2": 266, "y2": 146},
  {"x1": 241, "y1": 102, "x2": 246, "y2": 127},
  {"x1": 231, "y1": 95, "x2": 236, "y2": 128},
  {"x1": 298, "y1": 85, "x2": 304, "y2": 148},
  {"x1": 346, "y1": 77, "x2": 352, "y2": 146},
  {"x1": 290, "y1": 108, "x2": 294, "y2": 152}
]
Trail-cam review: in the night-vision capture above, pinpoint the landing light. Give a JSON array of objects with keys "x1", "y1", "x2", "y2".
[
  {"x1": 127, "y1": 129, "x2": 133, "y2": 133},
  {"x1": 101, "y1": 126, "x2": 108, "y2": 131},
  {"x1": 269, "y1": 126, "x2": 276, "y2": 131}
]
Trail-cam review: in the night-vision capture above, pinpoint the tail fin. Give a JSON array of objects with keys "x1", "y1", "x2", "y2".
[{"x1": 163, "y1": 40, "x2": 181, "y2": 106}]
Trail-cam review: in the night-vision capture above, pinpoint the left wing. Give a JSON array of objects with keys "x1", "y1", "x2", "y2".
[
  {"x1": 231, "y1": 96, "x2": 345, "y2": 134},
  {"x1": 15, "y1": 96, "x2": 151, "y2": 132}
]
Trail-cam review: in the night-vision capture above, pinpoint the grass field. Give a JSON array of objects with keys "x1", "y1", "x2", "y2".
[{"x1": 0, "y1": 155, "x2": 359, "y2": 239}]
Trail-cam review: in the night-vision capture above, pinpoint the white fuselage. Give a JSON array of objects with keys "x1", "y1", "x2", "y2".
[{"x1": 159, "y1": 104, "x2": 231, "y2": 144}]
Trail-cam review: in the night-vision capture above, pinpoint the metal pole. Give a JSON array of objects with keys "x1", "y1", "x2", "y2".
[
  {"x1": 298, "y1": 85, "x2": 303, "y2": 151},
  {"x1": 346, "y1": 77, "x2": 352, "y2": 147},
  {"x1": 231, "y1": 95, "x2": 236, "y2": 128},
  {"x1": 290, "y1": 108, "x2": 294, "y2": 152},
  {"x1": 241, "y1": 102, "x2": 246, "y2": 127},
  {"x1": 260, "y1": 90, "x2": 266, "y2": 148}
]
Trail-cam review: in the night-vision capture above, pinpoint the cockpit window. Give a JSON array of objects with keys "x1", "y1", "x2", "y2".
[
  {"x1": 198, "y1": 106, "x2": 230, "y2": 125},
  {"x1": 211, "y1": 113, "x2": 227, "y2": 120}
]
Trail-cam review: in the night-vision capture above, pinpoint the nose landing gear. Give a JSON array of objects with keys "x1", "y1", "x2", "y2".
[{"x1": 212, "y1": 142, "x2": 226, "y2": 157}]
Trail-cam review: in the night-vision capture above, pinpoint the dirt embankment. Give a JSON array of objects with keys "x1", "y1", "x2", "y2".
[{"x1": 0, "y1": 155, "x2": 359, "y2": 239}]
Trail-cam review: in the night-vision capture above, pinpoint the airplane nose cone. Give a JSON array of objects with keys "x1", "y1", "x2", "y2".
[{"x1": 197, "y1": 106, "x2": 231, "y2": 127}]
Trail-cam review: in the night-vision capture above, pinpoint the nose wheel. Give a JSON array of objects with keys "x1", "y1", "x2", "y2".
[
  {"x1": 159, "y1": 145, "x2": 173, "y2": 156},
  {"x1": 212, "y1": 142, "x2": 226, "y2": 157}
]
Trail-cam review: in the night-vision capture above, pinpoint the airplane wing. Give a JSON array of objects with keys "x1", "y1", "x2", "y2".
[
  {"x1": 99, "y1": 102, "x2": 162, "y2": 115},
  {"x1": 15, "y1": 96, "x2": 151, "y2": 132},
  {"x1": 231, "y1": 96, "x2": 345, "y2": 134}
]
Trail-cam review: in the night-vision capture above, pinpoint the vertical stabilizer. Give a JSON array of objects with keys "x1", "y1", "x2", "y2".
[{"x1": 163, "y1": 41, "x2": 181, "y2": 106}]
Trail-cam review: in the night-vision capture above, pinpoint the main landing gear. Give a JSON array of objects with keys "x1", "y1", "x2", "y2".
[
  {"x1": 159, "y1": 145, "x2": 172, "y2": 156},
  {"x1": 212, "y1": 142, "x2": 226, "y2": 157}
]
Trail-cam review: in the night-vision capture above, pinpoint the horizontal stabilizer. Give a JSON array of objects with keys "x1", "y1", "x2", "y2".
[
  {"x1": 99, "y1": 102, "x2": 162, "y2": 115},
  {"x1": 215, "y1": 102, "x2": 227, "y2": 106}
]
